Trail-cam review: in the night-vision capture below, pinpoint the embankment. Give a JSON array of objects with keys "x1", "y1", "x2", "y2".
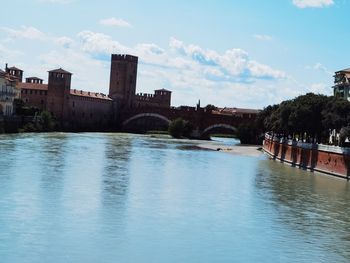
[{"x1": 263, "y1": 133, "x2": 350, "y2": 179}]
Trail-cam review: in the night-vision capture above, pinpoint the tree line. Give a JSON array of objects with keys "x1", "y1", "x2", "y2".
[{"x1": 243, "y1": 93, "x2": 350, "y2": 145}]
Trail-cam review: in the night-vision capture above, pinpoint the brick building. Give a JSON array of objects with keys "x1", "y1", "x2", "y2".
[
  {"x1": 5, "y1": 54, "x2": 172, "y2": 129},
  {"x1": 11, "y1": 66, "x2": 112, "y2": 129}
]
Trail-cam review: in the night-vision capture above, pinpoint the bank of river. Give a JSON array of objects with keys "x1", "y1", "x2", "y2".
[
  {"x1": 197, "y1": 137, "x2": 262, "y2": 157},
  {"x1": 1, "y1": 133, "x2": 350, "y2": 262}
]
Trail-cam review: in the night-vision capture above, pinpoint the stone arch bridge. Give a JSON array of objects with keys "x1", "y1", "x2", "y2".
[{"x1": 120, "y1": 107, "x2": 256, "y2": 139}]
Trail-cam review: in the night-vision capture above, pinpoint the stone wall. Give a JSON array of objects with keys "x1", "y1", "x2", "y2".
[
  {"x1": 263, "y1": 133, "x2": 350, "y2": 179},
  {"x1": 65, "y1": 94, "x2": 112, "y2": 130}
]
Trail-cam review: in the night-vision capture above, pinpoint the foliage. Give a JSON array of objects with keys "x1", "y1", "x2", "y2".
[
  {"x1": 205, "y1": 104, "x2": 217, "y2": 112},
  {"x1": 237, "y1": 122, "x2": 260, "y2": 144},
  {"x1": 21, "y1": 122, "x2": 38, "y2": 132},
  {"x1": 40, "y1": 111, "x2": 55, "y2": 131},
  {"x1": 255, "y1": 93, "x2": 350, "y2": 144},
  {"x1": 14, "y1": 99, "x2": 39, "y2": 116},
  {"x1": 18, "y1": 111, "x2": 56, "y2": 133},
  {"x1": 168, "y1": 118, "x2": 193, "y2": 139}
]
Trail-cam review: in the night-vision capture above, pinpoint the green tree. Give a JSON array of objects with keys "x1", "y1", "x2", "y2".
[
  {"x1": 236, "y1": 122, "x2": 259, "y2": 144},
  {"x1": 168, "y1": 118, "x2": 193, "y2": 138},
  {"x1": 322, "y1": 97, "x2": 350, "y2": 132},
  {"x1": 205, "y1": 104, "x2": 217, "y2": 112},
  {"x1": 40, "y1": 111, "x2": 55, "y2": 131}
]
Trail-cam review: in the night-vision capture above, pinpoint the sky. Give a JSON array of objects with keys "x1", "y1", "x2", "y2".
[{"x1": 0, "y1": 0, "x2": 348, "y2": 109}]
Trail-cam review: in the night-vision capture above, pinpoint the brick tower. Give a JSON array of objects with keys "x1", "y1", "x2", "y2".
[
  {"x1": 5, "y1": 64, "x2": 23, "y2": 82},
  {"x1": 109, "y1": 54, "x2": 138, "y2": 110},
  {"x1": 46, "y1": 68, "x2": 72, "y2": 123}
]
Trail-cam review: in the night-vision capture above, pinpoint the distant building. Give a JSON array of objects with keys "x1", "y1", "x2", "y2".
[
  {"x1": 333, "y1": 68, "x2": 350, "y2": 101},
  {"x1": 0, "y1": 69, "x2": 20, "y2": 116},
  {"x1": 213, "y1": 107, "x2": 260, "y2": 119},
  {"x1": 109, "y1": 54, "x2": 138, "y2": 110},
  {"x1": 5, "y1": 54, "x2": 172, "y2": 128}
]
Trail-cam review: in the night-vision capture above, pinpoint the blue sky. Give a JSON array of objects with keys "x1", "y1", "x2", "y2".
[{"x1": 0, "y1": 0, "x2": 347, "y2": 108}]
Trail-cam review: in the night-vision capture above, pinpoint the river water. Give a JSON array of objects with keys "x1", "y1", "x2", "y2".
[{"x1": 1, "y1": 133, "x2": 350, "y2": 262}]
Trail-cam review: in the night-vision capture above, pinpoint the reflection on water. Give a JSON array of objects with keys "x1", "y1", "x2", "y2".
[
  {"x1": 0, "y1": 133, "x2": 350, "y2": 262},
  {"x1": 255, "y1": 160, "x2": 350, "y2": 260}
]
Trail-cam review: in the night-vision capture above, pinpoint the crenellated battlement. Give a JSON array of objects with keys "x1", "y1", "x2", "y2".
[{"x1": 111, "y1": 54, "x2": 138, "y2": 63}]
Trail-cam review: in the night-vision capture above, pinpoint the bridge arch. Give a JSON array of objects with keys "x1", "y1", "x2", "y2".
[
  {"x1": 122, "y1": 113, "x2": 171, "y2": 128},
  {"x1": 201, "y1": 124, "x2": 237, "y2": 137}
]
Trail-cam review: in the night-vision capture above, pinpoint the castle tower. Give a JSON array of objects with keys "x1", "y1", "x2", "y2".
[
  {"x1": 109, "y1": 54, "x2": 138, "y2": 110},
  {"x1": 46, "y1": 68, "x2": 72, "y2": 122},
  {"x1": 154, "y1": 88, "x2": 172, "y2": 108},
  {"x1": 5, "y1": 64, "x2": 23, "y2": 82}
]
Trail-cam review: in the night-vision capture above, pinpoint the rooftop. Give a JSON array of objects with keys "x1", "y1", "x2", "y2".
[
  {"x1": 26, "y1": 77, "x2": 43, "y2": 80},
  {"x1": 214, "y1": 107, "x2": 260, "y2": 115},
  {"x1": 336, "y1": 68, "x2": 350, "y2": 74},
  {"x1": 155, "y1": 88, "x2": 172, "y2": 92},
  {"x1": 18, "y1": 82, "x2": 48, "y2": 91},
  {"x1": 7, "y1": 66, "x2": 23, "y2": 71},
  {"x1": 48, "y1": 68, "x2": 72, "y2": 75},
  {"x1": 70, "y1": 89, "x2": 112, "y2": 101}
]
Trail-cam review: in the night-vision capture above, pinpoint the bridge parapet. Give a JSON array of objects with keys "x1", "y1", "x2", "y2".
[{"x1": 120, "y1": 106, "x2": 257, "y2": 138}]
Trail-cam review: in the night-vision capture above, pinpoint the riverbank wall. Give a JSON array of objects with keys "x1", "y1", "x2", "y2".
[{"x1": 263, "y1": 133, "x2": 350, "y2": 179}]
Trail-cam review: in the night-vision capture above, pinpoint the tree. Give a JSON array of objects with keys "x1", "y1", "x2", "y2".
[
  {"x1": 168, "y1": 118, "x2": 193, "y2": 138},
  {"x1": 40, "y1": 111, "x2": 55, "y2": 131},
  {"x1": 322, "y1": 97, "x2": 350, "y2": 132},
  {"x1": 205, "y1": 104, "x2": 217, "y2": 112},
  {"x1": 237, "y1": 122, "x2": 260, "y2": 144}
]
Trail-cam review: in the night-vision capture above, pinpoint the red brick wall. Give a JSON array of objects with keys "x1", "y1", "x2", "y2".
[
  {"x1": 21, "y1": 89, "x2": 47, "y2": 110},
  {"x1": 64, "y1": 94, "x2": 112, "y2": 129},
  {"x1": 263, "y1": 135, "x2": 350, "y2": 179}
]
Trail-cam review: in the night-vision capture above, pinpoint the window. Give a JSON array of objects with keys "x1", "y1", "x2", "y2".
[{"x1": 72, "y1": 101, "x2": 75, "y2": 108}]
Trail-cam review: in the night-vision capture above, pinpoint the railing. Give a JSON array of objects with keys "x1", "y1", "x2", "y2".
[{"x1": 264, "y1": 133, "x2": 350, "y2": 155}]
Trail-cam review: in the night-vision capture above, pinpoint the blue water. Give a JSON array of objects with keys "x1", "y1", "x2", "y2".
[{"x1": 1, "y1": 133, "x2": 350, "y2": 262}]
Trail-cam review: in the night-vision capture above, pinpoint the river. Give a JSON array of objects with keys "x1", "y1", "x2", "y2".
[{"x1": 0, "y1": 133, "x2": 350, "y2": 262}]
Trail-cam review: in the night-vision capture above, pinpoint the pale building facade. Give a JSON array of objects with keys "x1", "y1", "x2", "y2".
[{"x1": 0, "y1": 69, "x2": 19, "y2": 116}]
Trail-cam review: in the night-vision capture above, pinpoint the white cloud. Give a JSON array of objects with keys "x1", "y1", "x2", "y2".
[
  {"x1": 169, "y1": 37, "x2": 286, "y2": 79},
  {"x1": 99, "y1": 17, "x2": 132, "y2": 28},
  {"x1": 292, "y1": 0, "x2": 334, "y2": 8},
  {"x1": 0, "y1": 43, "x2": 23, "y2": 61},
  {"x1": 253, "y1": 34, "x2": 272, "y2": 41},
  {"x1": 311, "y1": 62, "x2": 333, "y2": 75},
  {"x1": 77, "y1": 30, "x2": 131, "y2": 54},
  {"x1": 2, "y1": 27, "x2": 297, "y2": 108},
  {"x1": 1, "y1": 26, "x2": 46, "y2": 40},
  {"x1": 54, "y1": 36, "x2": 74, "y2": 48},
  {"x1": 309, "y1": 82, "x2": 332, "y2": 94}
]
